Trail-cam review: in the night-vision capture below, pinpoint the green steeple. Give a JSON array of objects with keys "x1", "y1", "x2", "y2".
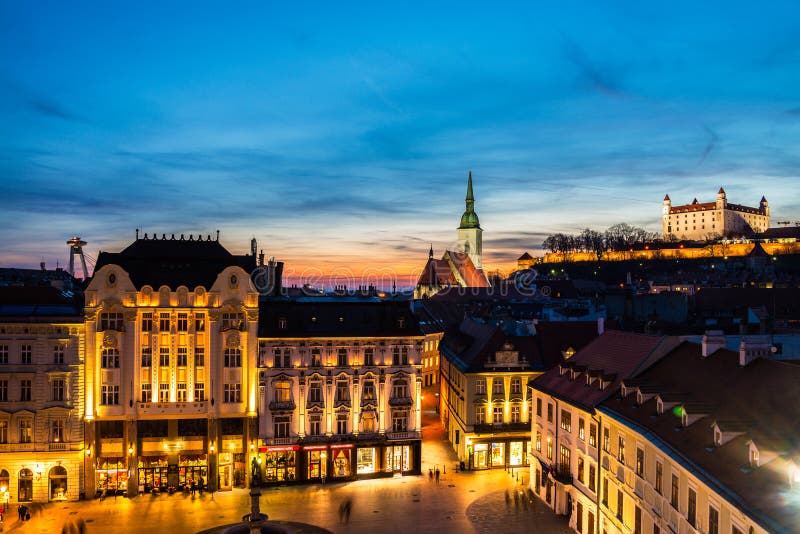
[{"x1": 459, "y1": 171, "x2": 480, "y2": 229}]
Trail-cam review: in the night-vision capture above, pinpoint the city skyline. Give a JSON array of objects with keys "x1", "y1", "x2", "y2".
[{"x1": 2, "y1": 1, "x2": 800, "y2": 279}]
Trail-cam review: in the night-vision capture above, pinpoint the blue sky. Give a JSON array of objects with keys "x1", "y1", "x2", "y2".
[{"x1": 1, "y1": 1, "x2": 799, "y2": 282}]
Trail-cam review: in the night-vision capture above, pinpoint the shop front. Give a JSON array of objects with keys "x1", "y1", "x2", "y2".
[
  {"x1": 260, "y1": 446, "x2": 298, "y2": 482},
  {"x1": 469, "y1": 438, "x2": 528, "y2": 470},
  {"x1": 356, "y1": 447, "x2": 377, "y2": 475},
  {"x1": 330, "y1": 445, "x2": 352, "y2": 479},
  {"x1": 304, "y1": 446, "x2": 327, "y2": 481},
  {"x1": 137, "y1": 456, "x2": 167, "y2": 493},
  {"x1": 49, "y1": 466, "x2": 68, "y2": 501},
  {"x1": 96, "y1": 457, "x2": 128, "y2": 495},
  {"x1": 384, "y1": 445, "x2": 411, "y2": 473},
  {"x1": 178, "y1": 454, "x2": 207, "y2": 490}
]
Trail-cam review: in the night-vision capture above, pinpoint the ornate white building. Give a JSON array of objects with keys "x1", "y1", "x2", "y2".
[
  {"x1": 257, "y1": 300, "x2": 423, "y2": 483},
  {"x1": 84, "y1": 233, "x2": 259, "y2": 496},
  {"x1": 662, "y1": 188, "x2": 769, "y2": 240}
]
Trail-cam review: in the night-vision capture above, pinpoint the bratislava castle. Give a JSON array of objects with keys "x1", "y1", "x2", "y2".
[{"x1": 662, "y1": 188, "x2": 769, "y2": 241}]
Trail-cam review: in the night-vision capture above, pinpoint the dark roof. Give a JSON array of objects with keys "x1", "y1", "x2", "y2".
[
  {"x1": 599, "y1": 343, "x2": 800, "y2": 534},
  {"x1": 518, "y1": 252, "x2": 533, "y2": 261},
  {"x1": 258, "y1": 300, "x2": 422, "y2": 338},
  {"x1": 695, "y1": 288, "x2": 800, "y2": 321},
  {"x1": 760, "y1": 226, "x2": 800, "y2": 240},
  {"x1": 532, "y1": 331, "x2": 676, "y2": 410},
  {"x1": 0, "y1": 286, "x2": 82, "y2": 321},
  {"x1": 440, "y1": 318, "x2": 601, "y2": 373},
  {"x1": 93, "y1": 235, "x2": 256, "y2": 289}
]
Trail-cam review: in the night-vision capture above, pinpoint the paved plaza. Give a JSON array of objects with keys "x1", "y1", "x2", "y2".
[{"x1": 0, "y1": 389, "x2": 569, "y2": 534}]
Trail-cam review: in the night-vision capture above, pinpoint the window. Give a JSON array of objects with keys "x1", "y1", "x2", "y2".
[
  {"x1": 578, "y1": 418, "x2": 585, "y2": 441},
  {"x1": 476, "y1": 379, "x2": 486, "y2": 395},
  {"x1": 19, "y1": 419, "x2": 32, "y2": 443},
  {"x1": 224, "y1": 383, "x2": 241, "y2": 403},
  {"x1": 510, "y1": 377, "x2": 522, "y2": 394},
  {"x1": 100, "y1": 312, "x2": 124, "y2": 331},
  {"x1": 616, "y1": 489, "x2": 623, "y2": 520},
  {"x1": 546, "y1": 439, "x2": 553, "y2": 460},
  {"x1": 401, "y1": 346, "x2": 409, "y2": 365},
  {"x1": 194, "y1": 314, "x2": 205, "y2": 331},
  {"x1": 194, "y1": 382, "x2": 205, "y2": 401},
  {"x1": 308, "y1": 380, "x2": 323, "y2": 403},
  {"x1": 309, "y1": 414, "x2": 321, "y2": 435},
  {"x1": 20, "y1": 379, "x2": 31, "y2": 401},
  {"x1": 511, "y1": 404, "x2": 521, "y2": 423},
  {"x1": 224, "y1": 348, "x2": 241, "y2": 367},
  {"x1": 493, "y1": 405, "x2": 503, "y2": 423},
  {"x1": 636, "y1": 448, "x2": 644, "y2": 477},
  {"x1": 0, "y1": 380, "x2": 7, "y2": 402},
  {"x1": 51, "y1": 419, "x2": 65, "y2": 442},
  {"x1": 708, "y1": 506, "x2": 719, "y2": 534},
  {"x1": 671, "y1": 474, "x2": 679, "y2": 509},
  {"x1": 535, "y1": 431, "x2": 542, "y2": 452},
  {"x1": 335, "y1": 348, "x2": 347, "y2": 367},
  {"x1": 274, "y1": 416, "x2": 290, "y2": 438},
  {"x1": 577, "y1": 501, "x2": 583, "y2": 533},
  {"x1": 603, "y1": 427, "x2": 610, "y2": 452},
  {"x1": 141, "y1": 312, "x2": 153, "y2": 332},
  {"x1": 158, "y1": 347, "x2": 169, "y2": 367},
  {"x1": 655, "y1": 461, "x2": 663, "y2": 494},
  {"x1": 176, "y1": 383, "x2": 187, "y2": 402},
  {"x1": 101, "y1": 348, "x2": 119, "y2": 368},
  {"x1": 0, "y1": 420, "x2": 7, "y2": 443},
  {"x1": 731, "y1": 526, "x2": 743, "y2": 534},
  {"x1": 492, "y1": 379, "x2": 503, "y2": 395},
  {"x1": 278, "y1": 317, "x2": 288, "y2": 329},
  {"x1": 602, "y1": 477, "x2": 609, "y2": 507},
  {"x1": 547, "y1": 403, "x2": 553, "y2": 423},
  {"x1": 141, "y1": 347, "x2": 152, "y2": 367},
  {"x1": 177, "y1": 347, "x2": 188, "y2": 367},
  {"x1": 561, "y1": 410, "x2": 572, "y2": 432},
  {"x1": 20, "y1": 345, "x2": 32, "y2": 364},
  {"x1": 273, "y1": 349, "x2": 282, "y2": 368},
  {"x1": 589, "y1": 423, "x2": 597, "y2": 447},
  {"x1": 52, "y1": 378, "x2": 65, "y2": 401},
  {"x1": 336, "y1": 379, "x2": 349, "y2": 401},
  {"x1": 141, "y1": 383, "x2": 151, "y2": 402},
  {"x1": 588, "y1": 464, "x2": 596, "y2": 492},
  {"x1": 53, "y1": 344, "x2": 65, "y2": 364},
  {"x1": 274, "y1": 381, "x2": 291, "y2": 403},
  {"x1": 311, "y1": 349, "x2": 322, "y2": 367},
  {"x1": 282, "y1": 350, "x2": 291, "y2": 368},
  {"x1": 194, "y1": 347, "x2": 205, "y2": 367},
  {"x1": 364, "y1": 348, "x2": 374, "y2": 366},
  {"x1": 362, "y1": 411, "x2": 376, "y2": 433},
  {"x1": 336, "y1": 413, "x2": 348, "y2": 434},
  {"x1": 0, "y1": 345, "x2": 8, "y2": 364},
  {"x1": 392, "y1": 379, "x2": 409, "y2": 399},
  {"x1": 177, "y1": 313, "x2": 188, "y2": 331},
  {"x1": 559, "y1": 445, "x2": 570, "y2": 475},
  {"x1": 159, "y1": 313, "x2": 170, "y2": 331},
  {"x1": 634, "y1": 505, "x2": 642, "y2": 534},
  {"x1": 361, "y1": 380, "x2": 375, "y2": 401},
  {"x1": 577, "y1": 456, "x2": 585, "y2": 484},
  {"x1": 221, "y1": 313, "x2": 244, "y2": 330},
  {"x1": 392, "y1": 411, "x2": 408, "y2": 432},
  {"x1": 159, "y1": 383, "x2": 169, "y2": 402},
  {"x1": 101, "y1": 384, "x2": 119, "y2": 405},
  {"x1": 476, "y1": 406, "x2": 486, "y2": 424},
  {"x1": 536, "y1": 398, "x2": 542, "y2": 417},
  {"x1": 618, "y1": 435, "x2": 625, "y2": 463},
  {"x1": 392, "y1": 347, "x2": 400, "y2": 365},
  {"x1": 688, "y1": 487, "x2": 696, "y2": 527}
]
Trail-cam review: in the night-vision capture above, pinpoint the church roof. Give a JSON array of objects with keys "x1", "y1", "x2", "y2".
[
  {"x1": 415, "y1": 251, "x2": 490, "y2": 290},
  {"x1": 459, "y1": 171, "x2": 480, "y2": 229},
  {"x1": 444, "y1": 251, "x2": 490, "y2": 288},
  {"x1": 416, "y1": 257, "x2": 459, "y2": 288}
]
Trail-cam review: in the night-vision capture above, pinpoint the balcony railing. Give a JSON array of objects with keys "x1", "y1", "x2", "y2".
[
  {"x1": 49, "y1": 442, "x2": 68, "y2": 451},
  {"x1": 385, "y1": 431, "x2": 421, "y2": 441},
  {"x1": 473, "y1": 422, "x2": 530, "y2": 434},
  {"x1": 268, "y1": 400, "x2": 296, "y2": 411},
  {"x1": 388, "y1": 396, "x2": 413, "y2": 407},
  {"x1": 137, "y1": 401, "x2": 208, "y2": 415},
  {"x1": 263, "y1": 436, "x2": 297, "y2": 446},
  {"x1": 551, "y1": 466, "x2": 573, "y2": 486}
]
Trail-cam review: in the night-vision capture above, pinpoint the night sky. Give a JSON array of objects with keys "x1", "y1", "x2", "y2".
[{"x1": 2, "y1": 1, "x2": 799, "y2": 285}]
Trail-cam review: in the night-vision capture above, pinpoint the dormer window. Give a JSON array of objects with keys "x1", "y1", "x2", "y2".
[
  {"x1": 636, "y1": 391, "x2": 643, "y2": 405},
  {"x1": 751, "y1": 448, "x2": 759, "y2": 467},
  {"x1": 564, "y1": 347, "x2": 575, "y2": 360},
  {"x1": 714, "y1": 428, "x2": 721, "y2": 446},
  {"x1": 278, "y1": 318, "x2": 288, "y2": 330},
  {"x1": 656, "y1": 399, "x2": 664, "y2": 414}
]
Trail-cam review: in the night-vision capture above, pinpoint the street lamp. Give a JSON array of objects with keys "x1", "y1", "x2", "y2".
[{"x1": 209, "y1": 443, "x2": 216, "y2": 501}]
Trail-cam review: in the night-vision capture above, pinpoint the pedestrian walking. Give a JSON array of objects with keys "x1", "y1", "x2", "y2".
[
  {"x1": 428, "y1": 468, "x2": 433, "y2": 482},
  {"x1": 18, "y1": 504, "x2": 23, "y2": 521},
  {"x1": 505, "y1": 489, "x2": 511, "y2": 507},
  {"x1": 338, "y1": 502, "x2": 345, "y2": 524},
  {"x1": 199, "y1": 476, "x2": 205, "y2": 495},
  {"x1": 521, "y1": 491, "x2": 528, "y2": 510},
  {"x1": 513, "y1": 489, "x2": 520, "y2": 509},
  {"x1": 344, "y1": 498, "x2": 352, "y2": 524},
  {"x1": 435, "y1": 467, "x2": 440, "y2": 484}
]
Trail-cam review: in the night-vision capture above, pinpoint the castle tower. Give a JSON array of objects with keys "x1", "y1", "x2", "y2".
[
  {"x1": 456, "y1": 171, "x2": 483, "y2": 270},
  {"x1": 662, "y1": 194, "x2": 672, "y2": 236},
  {"x1": 760, "y1": 195, "x2": 769, "y2": 217},
  {"x1": 716, "y1": 187, "x2": 727, "y2": 209}
]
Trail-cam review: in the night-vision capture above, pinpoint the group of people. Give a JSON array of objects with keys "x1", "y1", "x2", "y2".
[
  {"x1": 188, "y1": 476, "x2": 205, "y2": 496},
  {"x1": 505, "y1": 487, "x2": 536, "y2": 511},
  {"x1": 17, "y1": 504, "x2": 31, "y2": 522},
  {"x1": 428, "y1": 466, "x2": 441, "y2": 484}
]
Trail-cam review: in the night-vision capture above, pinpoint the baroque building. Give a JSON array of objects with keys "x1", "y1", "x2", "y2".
[
  {"x1": 84, "y1": 233, "x2": 259, "y2": 496},
  {"x1": 662, "y1": 188, "x2": 769, "y2": 241},
  {"x1": 256, "y1": 300, "x2": 423, "y2": 483},
  {"x1": 0, "y1": 286, "x2": 85, "y2": 503}
]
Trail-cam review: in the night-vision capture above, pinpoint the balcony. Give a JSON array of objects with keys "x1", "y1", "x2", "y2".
[
  {"x1": 49, "y1": 442, "x2": 68, "y2": 451},
  {"x1": 388, "y1": 396, "x2": 413, "y2": 407},
  {"x1": 268, "y1": 400, "x2": 296, "y2": 411},
  {"x1": 385, "y1": 431, "x2": 421, "y2": 441},
  {"x1": 360, "y1": 397, "x2": 377, "y2": 407},
  {"x1": 472, "y1": 422, "x2": 530, "y2": 434},
  {"x1": 356, "y1": 432, "x2": 383, "y2": 441},
  {"x1": 262, "y1": 436, "x2": 297, "y2": 446},
  {"x1": 137, "y1": 401, "x2": 208, "y2": 416},
  {"x1": 551, "y1": 466, "x2": 573, "y2": 486}
]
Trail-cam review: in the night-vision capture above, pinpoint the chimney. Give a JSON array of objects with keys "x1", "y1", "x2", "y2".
[
  {"x1": 739, "y1": 335, "x2": 771, "y2": 367},
  {"x1": 702, "y1": 330, "x2": 726, "y2": 357},
  {"x1": 597, "y1": 317, "x2": 605, "y2": 336},
  {"x1": 40, "y1": 261, "x2": 46, "y2": 271}
]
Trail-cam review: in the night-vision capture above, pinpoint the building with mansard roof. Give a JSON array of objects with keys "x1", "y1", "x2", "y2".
[
  {"x1": 662, "y1": 188, "x2": 769, "y2": 241},
  {"x1": 84, "y1": 232, "x2": 259, "y2": 496}
]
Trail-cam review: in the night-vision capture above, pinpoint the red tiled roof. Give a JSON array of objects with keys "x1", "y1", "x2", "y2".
[
  {"x1": 532, "y1": 331, "x2": 675, "y2": 410},
  {"x1": 415, "y1": 257, "x2": 458, "y2": 287},
  {"x1": 445, "y1": 251, "x2": 490, "y2": 288}
]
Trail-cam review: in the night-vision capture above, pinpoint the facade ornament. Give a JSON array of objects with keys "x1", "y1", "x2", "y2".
[
  {"x1": 102, "y1": 332, "x2": 118, "y2": 350},
  {"x1": 226, "y1": 331, "x2": 241, "y2": 349}
]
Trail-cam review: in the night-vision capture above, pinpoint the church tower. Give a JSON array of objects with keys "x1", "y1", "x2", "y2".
[{"x1": 456, "y1": 171, "x2": 483, "y2": 270}]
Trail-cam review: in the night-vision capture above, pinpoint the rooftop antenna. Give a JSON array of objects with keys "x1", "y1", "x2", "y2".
[{"x1": 67, "y1": 236, "x2": 89, "y2": 279}]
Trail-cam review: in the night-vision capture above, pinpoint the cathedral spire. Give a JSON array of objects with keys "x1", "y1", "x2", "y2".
[
  {"x1": 459, "y1": 171, "x2": 480, "y2": 229},
  {"x1": 429, "y1": 243, "x2": 433, "y2": 259}
]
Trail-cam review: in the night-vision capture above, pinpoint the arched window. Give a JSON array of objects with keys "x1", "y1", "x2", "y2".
[
  {"x1": 0, "y1": 469, "x2": 9, "y2": 495},
  {"x1": 49, "y1": 466, "x2": 68, "y2": 501},
  {"x1": 18, "y1": 468, "x2": 33, "y2": 501}
]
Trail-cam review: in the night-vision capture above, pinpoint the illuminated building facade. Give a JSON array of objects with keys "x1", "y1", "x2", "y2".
[
  {"x1": 84, "y1": 233, "x2": 259, "y2": 496},
  {"x1": 662, "y1": 188, "x2": 769, "y2": 240},
  {"x1": 256, "y1": 300, "x2": 423, "y2": 483},
  {"x1": 438, "y1": 319, "x2": 600, "y2": 471},
  {"x1": 0, "y1": 286, "x2": 85, "y2": 503}
]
